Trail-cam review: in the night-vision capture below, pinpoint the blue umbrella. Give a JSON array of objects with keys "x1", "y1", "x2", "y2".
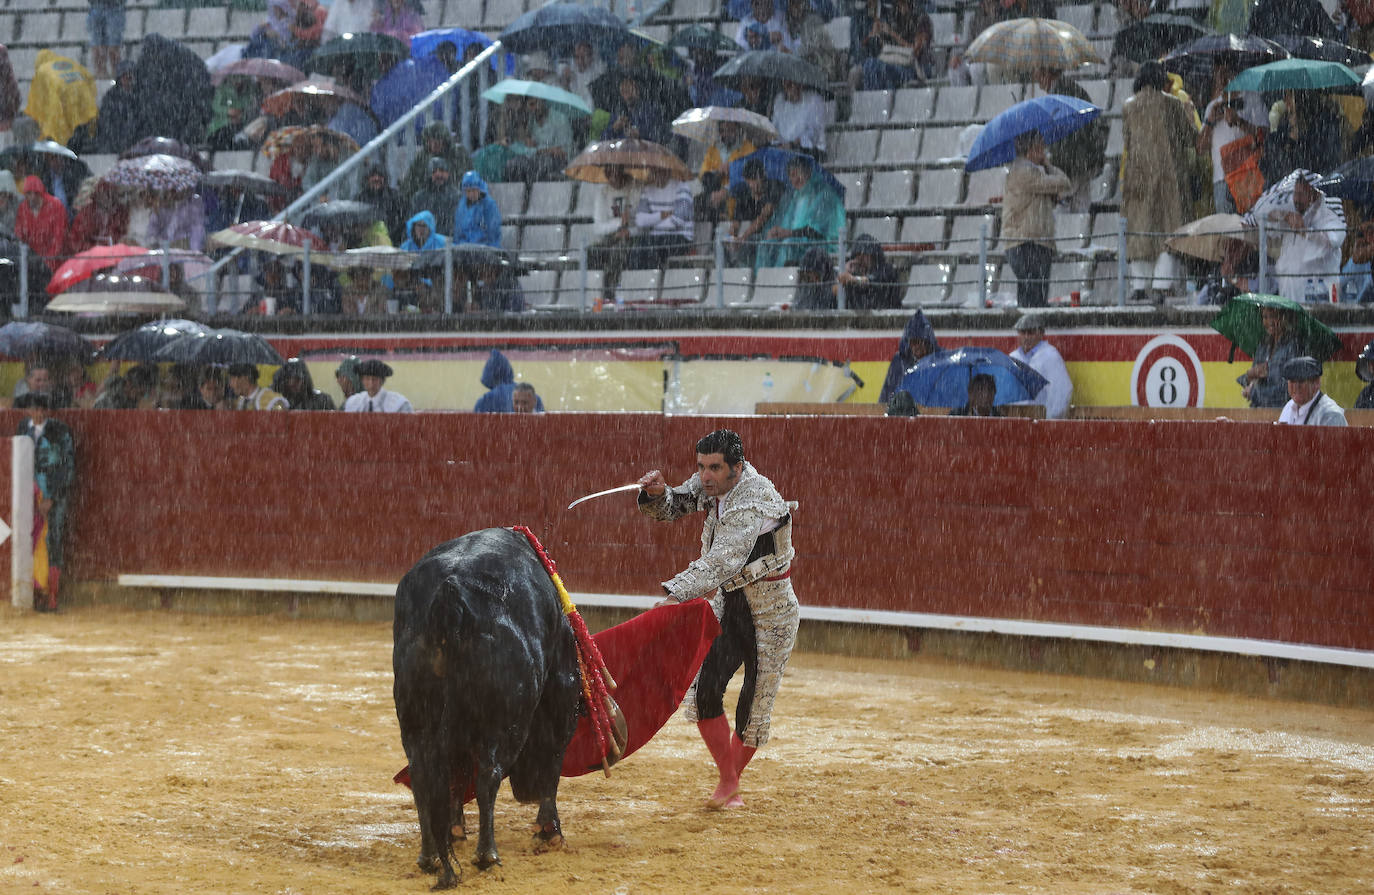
[
  {"x1": 966, "y1": 94, "x2": 1100, "y2": 172},
  {"x1": 727, "y1": 146, "x2": 845, "y2": 200},
  {"x1": 898, "y1": 346, "x2": 1049, "y2": 409},
  {"x1": 370, "y1": 56, "x2": 453, "y2": 128},
  {"x1": 410, "y1": 27, "x2": 508, "y2": 70},
  {"x1": 498, "y1": 3, "x2": 631, "y2": 55}
]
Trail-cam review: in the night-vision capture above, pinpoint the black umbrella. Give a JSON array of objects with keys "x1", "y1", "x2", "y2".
[
  {"x1": 588, "y1": 67, "x2": 690, "y2": 116},
  {"x1": 1112, "y1": 14, "x2": 1212, "y2": 64},
  {"x1": 1162, "y1": 33, "x2": 1290, "y2": 86},
  {"x1": 299, "y1": 200, "x2": 380, "y2": 236},
  {"x1": 200, "y1": 169, "x2": 289, "y2": 197},
  {"x1": 307, "y1": 32, "x2": 409, "y2": 82},
  {"x1": 713, "y1": 50, "x2": 829, "y2": 94},
  {"x1": 99, "y1": 318, "x2": 211, "y2": 362},
  {"x1": 499, "y1": 2, "x2": 632, "y2": 55},
  {"x1": 451, "y1": 243, "x2": 523, "y2": 275},
  {"x1": 0, "y1": 322, "x2": 94, "y2": 362},
  {"x1": 1273, "y1": 34, "x2": 1372, "y2": 66},
  {"x1": 120, "y1": 136, "x2": 211, "y2": 173},
  {"x1": 668, "y1": 24, "x2": 740, "y2": 55},
  {"x1": 152, "y1": 328, "x2": 285, "y2": 365}
]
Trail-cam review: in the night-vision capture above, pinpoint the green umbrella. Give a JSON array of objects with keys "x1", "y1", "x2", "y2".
[
  {"x1": 307, "y1": 32, "x2": 409, "y2": 82},
  {"x1": 1209, "y1": 293, "x2": 1342, "y2": 362},
  {"x1": 1225, "y1": 58, "x2": 1361, "y2": 93},
  {"x1": 480, "y1": 78, "x2": 593, "y2": 116},
  {"x1": 668, "y1": 24, "x2": 740, "y2": 55}
]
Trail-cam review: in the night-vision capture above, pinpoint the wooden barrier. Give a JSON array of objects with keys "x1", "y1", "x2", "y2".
[
  {"x1": 756, "y1": 402, "x2": 1045, "y2": 418},
  {"x1": 30, "y1": 409, "x2": 1372, "y2": 654}
]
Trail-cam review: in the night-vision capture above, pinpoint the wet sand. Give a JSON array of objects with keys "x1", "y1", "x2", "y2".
[{"x1": 0, "y1": 605, "x2": 1370, "y2": 894}]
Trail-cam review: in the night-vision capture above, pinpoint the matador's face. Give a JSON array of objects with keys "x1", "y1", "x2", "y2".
[{"x1": 697, "y1": 452, "x2": 741, "y2": 497}]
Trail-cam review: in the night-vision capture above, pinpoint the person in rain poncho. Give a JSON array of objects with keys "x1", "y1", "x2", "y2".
[
  {"x1": 1259, "y1": 171, "x2": 1345, "y2": 304},
  {"x1": 757, "y1": 155, "x2": 844, "y2": 268},
  {"x1": 474, "y1": 349, "x2": 543, "y2": 413},
  {"x1": 635, "y1": 428, "x2": 800, "y2": 811},
  {"x1": 397, "y1": 209, "x2": 447, "y2": 311},
  {"x1": 453, "y1": 170, "x2": 502, "y2": 248},
  {"x1": 271, "y1": 358, "x2": 337, "y2": 410},
  {"x1": 15, "y1": 176, "x2": 67, "y2": 264},
  {"x1": 25, "y1": 50, "x2": 98, "y2": 146},
  {"x1": 836, "y1": 233, "x2": 900, "y2": 309},
  {"x1": 132, "y1": 35, "x2": 213, "y2": 146},
  {"x1": 1009, "y1": 313, "x2": 1072, "y2": 419},
  {"x1": 878, "y1": 308, "x2": 939, "y2": 403},
  {"x1": 15, "y1": 393, "x2": 74, "y2": 613}
]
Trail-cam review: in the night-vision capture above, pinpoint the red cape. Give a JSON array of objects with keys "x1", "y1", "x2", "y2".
[{"x1": 394, "y1": 599, "x2": 720, "y2": 794}]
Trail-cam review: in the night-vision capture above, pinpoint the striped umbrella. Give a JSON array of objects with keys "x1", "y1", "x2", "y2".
[
  {"x1": 965, "y1": 17, "x2": 1102, "y2": 73},
  {"x1": 209, "y1": 221, "x2": 328, "y2": 255}
]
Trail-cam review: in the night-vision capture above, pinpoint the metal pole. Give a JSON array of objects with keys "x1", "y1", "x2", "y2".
[
  {"x1": 1116, "y1": 214, "x2": 1127, "y2": 306},
  {"x1": 302, "y1": 244, "x2": 312, "y2": 316},
  {"x1": 18, "y1": 243, "x2": 27, "y2": 318},
  {"x1": 714, "y1": 228, "x2": 725, "y2": 309},
  {"x1": 836, "y1": 221, "x2": 848, "y2": 310},
  {"x1": 578, "y1": 245, "x2": 589, "y2": 312},
  {"x1": 443, "y1": 242, "x2": 454, "y2": 315},
  {"x1": 1258, "y1": 217, "x2": 1268, "y2": 290},
  {"x1": 977, "y1": 218, "x2": 988, "y2": 308}
]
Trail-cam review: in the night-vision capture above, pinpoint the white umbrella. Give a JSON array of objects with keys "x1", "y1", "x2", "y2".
[
  {"x1": 671, "y1": 105, "x2": 779, "y2": 146},
  {"x1": 45, "y1": 274, "x2": 187, "y2": 314}
]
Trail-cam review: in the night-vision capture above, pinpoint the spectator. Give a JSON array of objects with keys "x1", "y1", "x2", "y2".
[
  {"x1": 475, "y1": 349, "x2": 543, "y2": 412},
  {"x1": 559, "y1": 40, "x2": 605, "y2": 110},
  {"x1": 13, "y1": 362, "x2": 51, "y2": 401},
  {"x1": 400, "y1": 123, "x2": 472, "y2": 199},
  {"x1": 687, "y1": 48, "x2": 740, "y2": 109},
  {"x1": 1196, "y1": 54, "x2": 1268, "y2": 215},
  {"x1": 453, "y1": 170, "x2": 502, "y2": 248},
  {"x1": 327, "y1": 97, "x2": 379, "y2": 149},
  {"x1": 199, "y1": 366, "x2": 231, "y2": 410},
  {"x1": 94, "y1": 363, "x2": 158, "y2": 409},
  {"x1": 55, "y1": 363, "x2": 98, "y2": 410},
  {"x1": 1276, "y1": 356, "x2": 1346, "y2": 426},
  {"x1": 88, "y1": 0, "x2": 127, "y2": 79},
  {"x1": 1009, "y1": 313, "x2": 1072, "y2": 419},
  {"x1": 792, "y1": 245, "x2": 836, "y2": 309},
  {"x1": 0, "y1": 45, "x2": 20, "y2": 136},
  {"x1": 322, "y1": 0, "x2": 373, "y2": 40},
  {"x1": 696, "y1": 120, "x2": 757, "y2": 224},
  {"x1": 771, "y1": 79, "x2": 827, "y2": 160},
  {"x1": 1031, "y1": 67, "x2": 1107, "y2": 213},
  {"x1": 1236, "y1": 305, "x2": 1299, "y2": 409},
  {"x1": 781, "y1": 0, "x2": 843, "y2": 80},
  {"x1": 468, "y1": 255, "x2": 525, "y2": 312},
  {"x1": 334, "y1": 355, "x2": 362, "y2": 405},
  {"x1": 26, "y1": 50, "x2": 98, "y2": 147},
  {"x1": 409, "y1": 157, "x2": 461, "y2": 238},
  {"x1": 271, "y1": 358, "x2": 337, "y2": 410},
  {"x1": 354, "y1": 162, "x2": 407, "y2": 245},
  {"x1": 1261, "y1": 92, "x2": 1344, "y2": 186},
  {"x1": 1355, "y1": 341, "x2": 1374, "y2": 409},
  {"x1": 1339, "y1": 222, "x2": 1374, "y2": 305},
  {"x1": 40, "y1": 153, "x2": 83, "y2": 214},
  {"x1": 145, "y1": 189, "x2": 206, "y2": 252},
  {"x1": 517, "y1": 49, "x2": 557, "y2": 83},
  {"x1": 1267, "y1": 172, "x2": 1345, "y2": 304},
  {"x1": 742, "y1": 21, "x2": 774, "y2": 51},
  {"x1": 397, "y1": 210, "x2": 447, "y2": 312},
  {"x1": 601, "y1": 71, "x2": 671, "y2": 145},
  {"x1": 15, "y1": 176, "x2": 67, "y2": 264},
  {"x1": 758, "y1": 155, "x2": 844, "y2": 267},
  {"x1": 132, "y1": 34, "x2": 213, "y2": 147},
  {"x1": 96, "y1": 62, "x2": 140, "y2": 153},
  {"x1": 627, "y1": 167, "x2": 694, "y2": 270},
  {"x1": 0, "y1": 171, "x2": 20, "y2": 234},
  {"x1": 15, "y1": 393, "x2": 74, "y2": 613},
  {"x1": 158, "y1": 363, "x2": 205, "y2": 410},
  {"x1": 587, "y1": 165, "x2": 644, "y2": 303},
  {"x1": 725, "y1": 158, "x2": 783, "y2": 266},
  {"x1": 343, "y1": 358, "x2": 413, "y2": 411},
  {"x1": 1002, "y1": 130, "x2": 1069, "y2": 307},
  {"x1": 735, "y1": 76, "x2": 772, "y2": 118},
  {"x1": 228, "y1": 363, "x2": 289, "y2": 410},
  {"x1": 248, "y1": 0, "x2": 322, "y2": 69},
  {"x1": 836, "y1": 233, "x2": 900, "y2": 309},
  {"x1": 1122, "y1": 61, "x2": 1196, "y2": 303},
  {"x1": 950, "y1": 373, "x2": 1003, "y2": 417},
  {"x1": 854, "y1": 3, "x2": 934, "y2": 91},
  {"x1": 735, "y1": 0, "x2": 785, "y2": 50},
  {"x1": 878, "y1": 309, "x2": 939, "y2": 403},
  {"x1": 506, "y1": 98, "x2": 574, "y2": 184},
  {"x1": 511, "y1": 381, "x2": 541, "y2": 413}
]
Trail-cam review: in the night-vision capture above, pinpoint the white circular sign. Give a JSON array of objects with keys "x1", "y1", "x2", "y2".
[{"x1": 1129, "y1": 335, "x2": 1206, "y2": 408}]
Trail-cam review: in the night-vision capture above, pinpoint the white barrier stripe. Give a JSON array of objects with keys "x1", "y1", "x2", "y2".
[{"x1": 114, "y1": 577, "x2": 1374, "y2": 670}]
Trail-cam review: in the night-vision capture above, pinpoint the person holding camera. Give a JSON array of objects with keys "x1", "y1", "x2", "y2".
[{"x1": 1197, "y1": 54, "x2": 1269, "y2": 214}]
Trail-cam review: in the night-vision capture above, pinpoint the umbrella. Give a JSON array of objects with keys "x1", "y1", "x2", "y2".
[
  {"x1": 260, "y1": 125, "x2": 361, "y2": 160},
  {"x1": 210, "y1": 57, "x2": 306, "y2": 87},
  {"x1": 1164, "y1": 214, "x2": 1259, "y2": 262},
  {"x1": 667, "y1": 24, "x2": 740, "y2": 55},
  {"x1": 45, "y1": 274, "x2": 186, "y2": 315},
  {"x1": 498, "y1": 2, "x2": 632, "y2": 55},
  {"x1": 307, "y1": 32, "x2": 409, "y2": 82},
  {"x1": 152, "y1": 328, "x2": 285, "y2": 365},
  {"x1": 1209, "y1": 293, "x2": 1342, "y2": 362},
  {"x1": 481, "y1": 78, "x2": 593, "y2": 116},
  {"x1": 410, "y1": 27, "x2": 506, "y2": 69},
  {"x1": 200, "y1": 169, "x2": 289, "y2": 197},
  {"x1": 1225, "y1": 58, "x2": 1361, "y2": 93},
  {"x1": 29, "y1": 140, "x2": 79, "y2": 162},
  {"x1": 564, "y1": 139, "x2": 693, "y2": 183},
  {"x1": 713, "y1": 50, "x2": 830, "y2": 94},
  {"x1": 261, "y1": 75, "x2": 368, "y2": 118},
  {"x1": 319, "y1": 245, "x2": 437, "y2": 271},
  {"x1": 119, "y1": 136, "x2": 211, "y2": 172},
  {"x1": 965, "y1": 18, "x2": 1102, "y2": 73},
  {"x1": 671, "y1": 105, "x2": 779, "y2": 146},
  {"x1": 965, "y1": 94, "x2": 1101, "y2": 172},
  {"x1": 101, "y1": 153, "x2": 201, "y2": 193},
  {"x1": 1111, "y1": 14, "x2": 1212, "y2": 64},
  {"x1": 370, "y1": 56, "x2": 452, "y2": 128},
  {"x1": 116, "y1": 249, "x2": 215, "y2": 291},
  {"x1": 209, "y1": 221, "x2": 328, "y2": 255},
  {"x1": 99, "y1": 318, "x2": 212, "y2": 362},
  {"x1": 0, "y1": 321, "x2": 94, "y2": 362},
  {"x1": 448, "y1": 243, "x2": 522, "y2": 274},
  {"x1": 47, "y1": 244, "x2": 151, "y2": 295},
  {"x1": 587, "y1": 66, "x2": 690, "y2": 117},
  {"x1": 1162, "y1": 34, "x2": 1289, "y2": 85},
  {"x1": 298, "y1": 200, "x2": 380, "y2": 235},
  {"x1": 726, "y1": 146, "x2": 846, "y2": 199},
  {"x1": 898, "y1": 347, "x2": 1049, "y2": 409},
  {"x1": 1274, "y1": 34, "x2": 1372, "y2": 66}
]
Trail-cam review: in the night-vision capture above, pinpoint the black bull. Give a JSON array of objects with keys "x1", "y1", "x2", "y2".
[{"x1": 393, "y1": 527, "x2": 581, "y2": 889}]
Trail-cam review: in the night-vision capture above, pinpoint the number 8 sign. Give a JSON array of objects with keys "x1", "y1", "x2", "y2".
[{"x1": 1130, "y1": 334, "x2": 1206, "y2": 408}]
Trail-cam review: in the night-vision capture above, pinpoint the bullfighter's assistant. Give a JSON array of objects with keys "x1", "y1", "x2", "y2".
[{"x1": 636, "y1": 429, "x2": 800, "y2": 810}]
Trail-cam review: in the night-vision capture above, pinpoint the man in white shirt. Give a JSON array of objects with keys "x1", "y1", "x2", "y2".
[
  {"x1": 735, "y1": 0, "x2": 785, "y2": 50},
  {"x1": 558, "y1": 40, "x2": 604, "y2": 110},
  {"x1": 1196, "y1": 57, "x2": 1269, "y2": 214},
  {"x1": 770, "y1": 79, "x2": 827, "y2": 159},
  {"x1": 227, "y1": 363, "x2": 289, "y2": 411},
  {"x1": 343, "y1": 359, "x2": 414, "y2": 413},
  {"x1": 1268, "y1": 174, "x2": 1345, "y2": 304},
  {"x1": 1009, "y1": 314, "x2": 1072, "y2": 419},
  {"x1": 1276, "y1": 356, "x2": 1347, "y2": 426}
]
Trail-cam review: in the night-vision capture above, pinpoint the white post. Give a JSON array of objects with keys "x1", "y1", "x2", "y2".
[{"x1": 11, "y1": 436, "x2": 33, "y2": 608}]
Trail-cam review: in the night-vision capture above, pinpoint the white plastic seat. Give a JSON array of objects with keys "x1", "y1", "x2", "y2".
[
  {"x1": 867, "y1": 169, "x2": 915, "y2": 209},
  {"x1": 448, "y1": 0, "x2": 486, "y2": 25},
  {"x1": 228, "y1": 9, "x2": 261, "y2": 38},
  {"x1": 949, "y1": 213, "x2": 998, "y2": 254},
  {"x1": 875, "y1": 129, "x2": 920, "y2": 166},
  {"x1": 918, "y1": 126, "x2": 963, "y2": 163},
  {"x1": 82, "y1": 153, "x2": 119, "y2": 180},
  {"x1": 487, "y1": 181, "x2": 526, "y2": 217},
  {"x1": 891, "y1": 87, "x2": 936, "y2": 123},
  {"x1": 19, "y1": 11, "x2": 60, "y2": 42},
  {"x1": 824, "y1": 16, "x2": 850, "y2": 53},
  {"x1": 616, "y1": 267, "x2": 661, "y2": 303},
  {"x1": 849, "y1": 90, "x2": 893, "y2": 126},
  {"x1": 186, "y1": 6, "x2": 227, "y2": 39},
  {"x1": 1058, "y1": 4, "x2": 1096, "y2": 36},
  {"x1": 1048, "y1": 260, "x2": 1090, "y2": 302},
  {"x1": 566, "y1": 222, "x2": 597, "y2": 254},
  {"x1": 142, "y1": 7, "x2": 185, "y2": 37},
  {"x1": 1079, "y1": 79, "x2": 1111, "y2": 110},
  {"x1": 556, "y1": 269, "x2": 602, "y2": 308},
  {"x1": 839, "y1": 170, "x2": 869, "y2": 212},
  {"x1": 977, "y1": 87, "x2": 1020, "y2": 121},
  {"x1": 1055, "y1": 212, "x2": 1091, "y2": 251},
  {"x1": 930, "y1": 86, "x2": 979, "y2": 123},
  {"x1": 520, "y1": 269, "x2": 560, "y2": 308},
  {"x1": 1105, "y1": 117, "x2": 1124, "y2": 156},
  {"x1": 928, "y1": 12, "x2": 957, "y2": 39},
  {"x1": 524, "y1": 180, "x2": 574, "y2": 218},
  {"x1": 751, "y1": 266, "x2": 799, "y2": 307},
  {"x1": 899, "y1": 214, "x2": 946, "y2": 250},
  {"x1": 661, "y1": 267, "x2": 707, "y2": 304},
  {"x1": 710, "y1": 266, "x2": 753, "y2": 307},
  {"x1": 518, "y1": 223, "x2": 566, "y2": 257},
  {"x1": 829, "y1": 128, "x2": 879, "y2": 166},
  {"x1": 917, "y1": 169, "x2": 963, "y2": 207},
  {"x1": 851, "y1": 216, "x2": 898, "y2": 244},
  {"x1": 902, "y1": 262, "x2": 954, "y2": 306},
  {"x1": 964, "y1": 168, "x2": 1006, "y2": 206}
]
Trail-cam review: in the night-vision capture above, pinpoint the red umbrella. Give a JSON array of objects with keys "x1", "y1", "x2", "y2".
[
  {"x1": 210, "y1": 57, "x2": 307, "y2": 86},
  {"x1": 260, "y1": 75, "x2": 367, "y2": 118},
  {"x1": 209, "y1": 220, "x2": 328, "y2": 255},
  {"x1": 47, "y1": 244, "x2": 151, "y2": 295}
]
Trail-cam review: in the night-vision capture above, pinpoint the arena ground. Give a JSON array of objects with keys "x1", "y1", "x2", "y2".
[{"x1": 1, "y1": 604, "x2": 1371, "y2": 894}]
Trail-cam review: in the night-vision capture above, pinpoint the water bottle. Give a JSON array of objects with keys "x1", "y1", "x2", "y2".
[
  {"x1": 762, "y1": 371, "x2": 774, "y2": 401},
  {"x1": 1304, "y1": 278, "x2": 1317, "y2": 303}
]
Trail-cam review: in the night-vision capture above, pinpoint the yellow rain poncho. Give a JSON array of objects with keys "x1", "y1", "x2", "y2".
[{"x1": 25, "y1": 50, "x2": 97, "y2": 145}]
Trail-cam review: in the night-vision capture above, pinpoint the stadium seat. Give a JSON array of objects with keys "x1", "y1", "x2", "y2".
[
  {"x1": 902, "y1": 261, "x2": 954, "y2": 306},
  {"x1": 875, "y1": 129, "x2": 920, "y2": 167},
  {"x1": 661, "y1": 267, "x2": 708, "y2": 304},
  {"x1": 866, "y1": 169, "x2": 915, "y2": 210},
  {"x1": 838, "y1": 170, "x2": 869, "y2": 212},
  {"x1": 918, "y1": 126, "x2": 963, "y2": 163},
  {"x1": 829, "y1": 128, "x2": 879, "y2": 167},
  {"x1": 520, "y1": 269, "x2": 560, "y2": 309},
  {"x1": 1094, "y1": 4, "x2": 1120, "y2": 36},
  {"x1": 672, "y1": 0, "x2": 717, "y2": 20},
  {"x1": 1079, "y1": 79, "x2": 1111, "y2": 110},
  {"x1": 572, "y1": 184, "x2": 599, "y2": 217},
  {"x1": 948, "y1": 213, "x2": 998, "y2": 255},
  {"x1": 852, "y1": 215, "x2": 899, "y2": 244},
  {"x1": 977, "y1": 87, "x2": 1021, "y2": 121},
  {"x1": 186, "y1": 6, "x2": 228, "y2": 39},
  {"x1": 891, "y1": 87, "x2": 936, "y2": 123},
  {"x1": 616, "y1": 267, "x2": 661, "y2": 303},
  {"x1": 751, "y1": 266, "x2": 799, "y2": 307},
  {"x1": 143, "y1": 8, "x2": 186, "y2": 37},
  {"x1": 501, "y1": 225, "x2": 520, "y2": 252},
  {"x1": 917, "y1": 168, "x2": 963, "y2": 207},
  {"x1": 710, "y1": 266, "x2": 753, "y2": 307},
  {"x1": 518, "y1": 223, "x2": 566, "y2": 258},
  {"x1": 1055, "y1": 212, "x2": 1091, "y2": 251},
  {"x1": 211, "y1": 150, "x2": 257, "y2": 174},
  {"x1": 1084, "y1": 259, "x2": 1121, "y2": 304},
  {"x1": 555, "y1": 268, "x2": 602, "y2": 308},
  {"x1": 83, "y1": 154, "x2": 119, "y2": 180},
  {"x1": 448, "y1": 0, "x2": 486, "y2": 24},
  {"x1": 930, "y1": 86, "x2": 979, "y2": 123},
  {"x1": 0, "y1": 15, "x2": 14, "y2": 43},
  {"x1": 524, "y1": 180, "x2": 575, "y2": 218},
  {"x1": 229, "y1": 9, "x2": 262, "y2": 38},
  {"x1": 566, "y1": 222, "x2": 597, "y2": 254},
  {"x1": 849, "y1": 90, "x2": 893, "y2": 126},
  {"x1": 1105, "y1": 118, "x2": 1124, "y2": 156},
  {"x1": 964, "y1": 168, "x2": 1006, "y2": 206},
  {"x1": 824, "y1": 16, "x2": 850, "y2": 53},
  {"x1": 1048, "y1": 260, "x2": 1091, "y2": 301},
  {"x1": 1058, "y1": 4, "x2": 1096, "y2": 36},
  {"x1": 18, "y1": 12, "x2": 61, "y2": 44},
  {"x1": 1091, "y1": 210, "x2": 1125, "y2": 246},
  {"x1": 488, "y1": 181, "x2": 526, "y2": 217},
  {"x1": 59, "y1": 12, "x2": 88, "y2": 44},
  {"x1": 1111, "y1": 78, "x2": 1133, "y2": 112},
  {"x1": 928, "y1": 11, "x2": 958, "y2": 40},
  {"x1": 899, "y1": 214, "x2": 946, "y2": 250}
]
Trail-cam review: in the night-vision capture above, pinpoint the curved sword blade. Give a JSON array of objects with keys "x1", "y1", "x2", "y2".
[{"x1": 566, "y1": 482, "x2": 642, "y2": 510}]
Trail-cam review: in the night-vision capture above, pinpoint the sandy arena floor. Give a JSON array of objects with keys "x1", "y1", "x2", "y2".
[{"x1": 0, "y1": 605, "x2": 1370, "y2": 894}]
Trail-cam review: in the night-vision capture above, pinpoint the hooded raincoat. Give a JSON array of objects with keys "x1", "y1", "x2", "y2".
[
  {"x1": 15, "y1": 177, "x2": 67, "y2": 262},
  {"x1": 473, "y1": 349, "x2": 543, "y2": 412},
  {"x1": 755, "y1": 166, "x2": 845, "y2": 268},
  {"x1": 843, "y1": 233, "x2": 901, "y2": 310},
  {"x1": 879, "y1": 309, "x2": 939, "y2": 403},
  {"x1": 454, "y1": 170, "x2": 502, "y2": 248}
]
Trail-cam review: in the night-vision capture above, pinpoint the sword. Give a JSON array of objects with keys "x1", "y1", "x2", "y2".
[{"x1": 566, "y1": 483, "x2": 642, "y2": 510}]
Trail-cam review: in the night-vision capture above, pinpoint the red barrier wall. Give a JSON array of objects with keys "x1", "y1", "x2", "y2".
[{"x1": 38, "y1": 410, "x2": 1374, "y2": 652}]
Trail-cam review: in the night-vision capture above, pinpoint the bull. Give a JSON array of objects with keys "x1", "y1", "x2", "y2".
[{"x1": 393, "y1": 527, "x2": 582, "y2": 889}]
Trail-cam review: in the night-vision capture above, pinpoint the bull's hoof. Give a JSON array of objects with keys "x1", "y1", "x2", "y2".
[
  {"x1": 417, "y1": 852, "x2": 441, "y2": 874},
  {"x1": 532, "y1": 831, "x2": 565, "y2": 854},
  {"x1": 431, "y1": 867, "x2": 459, "y2": 890},
  {"x1": 450, "y1": 822, "x2": 467, "y2": 842},
  {"x1": 472, "y1": 850, "x2": 501, "y2": 870}
]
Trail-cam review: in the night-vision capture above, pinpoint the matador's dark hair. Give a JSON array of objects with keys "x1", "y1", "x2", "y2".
[{"x1": 696, "y1": 429, "x2": 745, "y2": 467}]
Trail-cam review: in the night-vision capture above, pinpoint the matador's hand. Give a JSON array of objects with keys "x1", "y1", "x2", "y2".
[{"x1": 638, "y1": 469, "x2": 667, "y2": 496}]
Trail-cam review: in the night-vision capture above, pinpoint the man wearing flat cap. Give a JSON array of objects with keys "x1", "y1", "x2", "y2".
[
  {"x1": 343, "y1": 359, "x2": 414, "y2": 413},
  {"x1": 1009, "y1": 313, "x2": 1073, "y2": 419},
  {"x1": 408, "y1": 157, "x2": 461, "y2": 238},
  {"x1": 227, "y1": 364, "x2": 289, "y2": 411},
  {"x1": 1276, "y1": 356, "x2": 1347, "y2": 426}
]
